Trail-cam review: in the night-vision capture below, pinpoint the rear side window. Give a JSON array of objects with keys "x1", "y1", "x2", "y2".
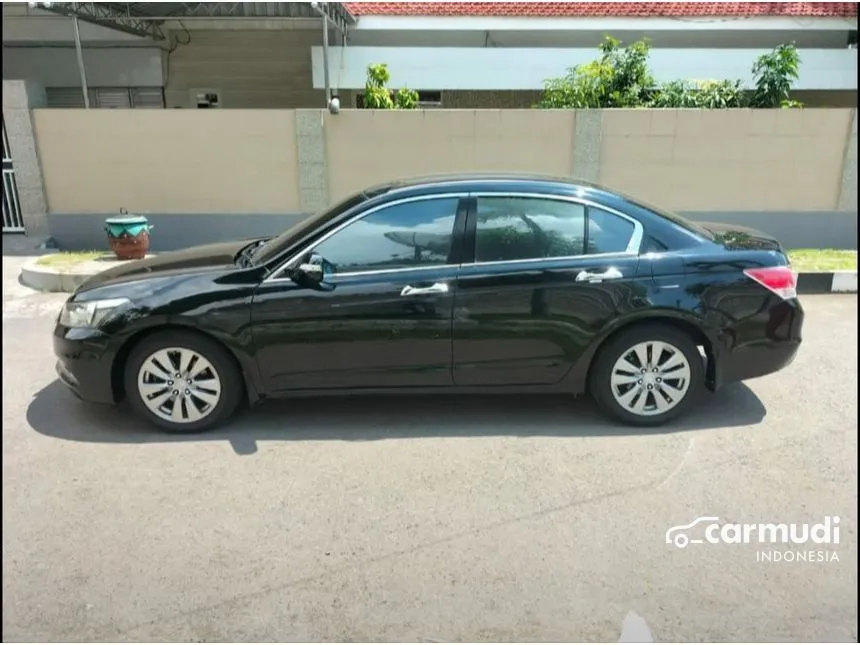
[
  {"x1": 474, "y1": 197, "x2": 585, "y2": 263},
  {"x1": 473, "y1": 196, "x2": 637, "y2": 263},
  {"x1": 587, "y1": 207, "x2": 636, "y2": 254}
]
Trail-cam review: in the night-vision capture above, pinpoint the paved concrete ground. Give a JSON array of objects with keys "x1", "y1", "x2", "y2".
[{"x1": 2, "y1": 254, "x2": 857, "y2": 642}]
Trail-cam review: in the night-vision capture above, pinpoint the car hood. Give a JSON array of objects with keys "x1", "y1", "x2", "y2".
[
  {"x1": 698, "y1": 221, "x2": 782, "y2": 251},
  {"x1": 76, "y1": 239, "x2": 256, "y2": 292}
]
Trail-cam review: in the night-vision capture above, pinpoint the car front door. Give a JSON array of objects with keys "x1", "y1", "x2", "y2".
[
  {"x1": 452, "y1": 193, "x2": 646, "y2": 387},
  {"x1": 251, "y1": 194, "x2": 467, "y2": 393}
]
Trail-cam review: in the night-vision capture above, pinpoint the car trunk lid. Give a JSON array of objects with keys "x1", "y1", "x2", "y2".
[{"x1": 699, "y1": 221, "x2": 783, "y2": 252}]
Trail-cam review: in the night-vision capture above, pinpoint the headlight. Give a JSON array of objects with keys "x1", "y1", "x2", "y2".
[{"x1": 59, "y1": 298, "x2": 131, "y2": 328}]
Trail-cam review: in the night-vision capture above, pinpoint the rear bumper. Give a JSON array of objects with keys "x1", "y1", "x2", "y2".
[
  {"x1": 53, "y1": 325, "x2": 118, "y2": 404},
  {"x1": 718, "y1": 339, "x2": 801, "y2": 385},
  {"x1": 715, "y1": 298, "x2": 803, "y2": 387}
]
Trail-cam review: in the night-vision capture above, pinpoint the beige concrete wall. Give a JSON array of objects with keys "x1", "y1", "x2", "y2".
[
  {"x1": 323, "y1": 110, "x2": 576, "y2": 202},
  {"x1": 599, "y1": 108, "x2": 853, "y2": 211},
  {"x1": 32, "y1": 108, "x2": 854, "y2": 216},
  {"x1": 33, "y1": 109, "x2": 300, "y2": 213}
]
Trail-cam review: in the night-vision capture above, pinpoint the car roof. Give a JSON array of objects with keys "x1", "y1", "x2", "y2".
[
  {"x1": 359, "y1": 173, "x2": 715, "y2": 245},
  {"x1": 367, "y1": 172, "x2": 608, "y2": 195}
]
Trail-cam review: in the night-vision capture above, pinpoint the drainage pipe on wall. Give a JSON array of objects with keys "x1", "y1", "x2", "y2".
[
  {"x1": 71, "y1": 2, "x2": 90, "y2": 108},
  {"x1": 310, "y1": 2, "x2": 331, "y2": 106}
]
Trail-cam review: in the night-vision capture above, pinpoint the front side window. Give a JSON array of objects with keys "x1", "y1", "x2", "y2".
[
  {"x1": 311, "y1": 197, "x2": 459, "y2": 274},
  {"x1": 475, "y1": 197, "x2": 586, "y2": 263}
]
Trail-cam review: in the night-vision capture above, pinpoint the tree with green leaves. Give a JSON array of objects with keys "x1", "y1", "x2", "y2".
[
  {"x1": 536, "y1": 38, "x2": 802, "y2": 109},
  {"x1": 536, "y1": 36, "x2": 655, "y2": 109},
  {"x1": 749, "y1": 43, "x2": 802, "y2": 108},
  {"x1": 362, "y1": 63, "x2": 419, "y2": 110}
]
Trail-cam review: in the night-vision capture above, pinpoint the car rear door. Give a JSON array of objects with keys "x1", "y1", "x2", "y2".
[
  {"x1": 452, "y1": 193, "x2": 646, "y2": 387},
  {"x1": 251, "y1": 194, "x2": 467, "y2": 392}
]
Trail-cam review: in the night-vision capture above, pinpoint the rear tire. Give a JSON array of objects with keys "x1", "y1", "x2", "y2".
[
  {"x1": 589, "y1": 324, "x2": 704, "y2": 427},
  {"x1": 124, "y1": 330, "x2": 243, "y2": 433}
]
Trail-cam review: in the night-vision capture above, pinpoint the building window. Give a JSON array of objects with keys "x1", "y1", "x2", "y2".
[
  {"x1": 45, "y1": 87, "x2": 165, "y2": 109},
  {"x1": 356, "y1": 90, "x2": 442, "y2": 109},
  {"x1": 190, "y1": 89, "x2": 222, "y2": 109}
]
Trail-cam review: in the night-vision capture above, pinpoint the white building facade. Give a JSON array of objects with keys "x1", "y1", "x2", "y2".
[{"x1": 2, "y1": 1, "x2": 858, "y2": 109}]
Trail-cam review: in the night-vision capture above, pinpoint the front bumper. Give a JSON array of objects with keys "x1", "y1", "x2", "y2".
[{"x1": 53, "y1": 325, "x2": 118, "y2": 404}]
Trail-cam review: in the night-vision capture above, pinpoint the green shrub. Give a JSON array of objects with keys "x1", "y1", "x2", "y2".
[
  {"x1": 536, "y1": 39, "x2": 801, "y2": 110},
  {"x1": 654, "y1": 79, "x2": 745, "y2": 108},
  {"x1": 362, "y1": 64, "x2": 419, "y2": 110},
  {"x1": 750, "y1": 43, "x2": 802, "y2": 108},
  {"x1": 536, "y1": 36, "x2": 655, "y2": 109}
]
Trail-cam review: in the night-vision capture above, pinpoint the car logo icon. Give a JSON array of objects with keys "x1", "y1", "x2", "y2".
[{"x1": 665, "y1": 516, "x2": 720, "y2": 548}]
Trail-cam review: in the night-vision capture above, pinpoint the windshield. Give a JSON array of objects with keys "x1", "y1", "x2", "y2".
[{"x1": 251, "y1": 185, "x2": 392, "y2": 266}]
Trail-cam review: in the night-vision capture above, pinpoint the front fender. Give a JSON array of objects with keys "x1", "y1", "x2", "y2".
[{"x1": 108, "y1": 313, "x2": 266, "y2": 407}]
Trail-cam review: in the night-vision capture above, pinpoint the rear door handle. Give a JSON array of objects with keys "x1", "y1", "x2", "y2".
[
  {"x1": 400, "y1": 282, "x2": 449, "y2": 297},
  {"x1": 576, "y1": 268, "x2": 624, "y2": 282}
]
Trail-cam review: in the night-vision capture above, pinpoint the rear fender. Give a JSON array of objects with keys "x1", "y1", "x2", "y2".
[{"x1": 568, "y1": 309, "x2": 723, "y2": 394}]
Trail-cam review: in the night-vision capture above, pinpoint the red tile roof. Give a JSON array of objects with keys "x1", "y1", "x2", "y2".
[{"x1": 344, "y1": 2, "x2": 858, "y2": 18}]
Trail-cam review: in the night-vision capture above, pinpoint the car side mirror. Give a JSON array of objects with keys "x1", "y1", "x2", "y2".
[
  {"x1": 291, "y1": 252, "x2": 335, "y2": 292},
  {"x1": 297, "y1": 261, "x2": 323, "y2": 279}
]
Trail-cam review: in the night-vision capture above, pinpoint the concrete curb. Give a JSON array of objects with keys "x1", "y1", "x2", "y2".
[
  {"x1": 19, "y1": 256, "x2": 95, "y2": 293},
  {"x1": 797, "y1": 270, "x2": 858, "y2": 294},
  {"x1": 19, "y1": 255, "x2": 152, "y2": 293},
  {"x1": 20, "y1": 258, "x2": 859, "y2": 295}
]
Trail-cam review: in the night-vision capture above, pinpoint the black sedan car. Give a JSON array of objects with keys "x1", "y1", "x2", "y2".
[{"x1": 54, "y1": 174, "x2": 803, "y2": 433}]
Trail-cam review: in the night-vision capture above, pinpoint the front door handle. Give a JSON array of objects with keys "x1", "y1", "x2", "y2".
[
  {"x1": 400, "y1": 282, "x2": 449, "y2": 297},
  {"x1": 576, "y1": 268, "x2": 623, "y2": 282}
]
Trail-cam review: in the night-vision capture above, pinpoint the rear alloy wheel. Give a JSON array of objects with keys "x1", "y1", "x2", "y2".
[
  {"x1": 125, "y1": 331, "x2": 243, "y2": 433},
  {"x1": 590, "y1": 325, "x2": 704, "y2": 427}
]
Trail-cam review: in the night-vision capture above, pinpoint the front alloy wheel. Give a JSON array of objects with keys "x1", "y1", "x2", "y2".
[
  {"x1": 137, "y1": 347, "x2": 223, "y2": 425},
  {"x1": 125, "y1": 331, "x2": 243, "y2": 433}
]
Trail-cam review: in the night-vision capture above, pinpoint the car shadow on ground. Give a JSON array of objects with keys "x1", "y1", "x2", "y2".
[{"x1": 27, "y1": 379, "x2": 767, "y2": 455}]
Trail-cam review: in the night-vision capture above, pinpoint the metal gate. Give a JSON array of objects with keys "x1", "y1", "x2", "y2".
[{"x1": 2, "y1": 116, "x2": 25, "y2": 233}]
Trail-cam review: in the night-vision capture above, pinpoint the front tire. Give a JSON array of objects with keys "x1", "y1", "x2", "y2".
[
  {"x1": 589, "y1": 324, "x2": 704, "y2": 427},
  {"x1": 124, "y1": 330, "x2": 243, "y2": 433}
]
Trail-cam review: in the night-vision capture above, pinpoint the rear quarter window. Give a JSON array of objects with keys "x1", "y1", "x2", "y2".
[
  {"x1": 642, "y1": 236, "x2": 669, "y2": 253},
  {"x1": 587, "y1": 207, "x2": 635, "y2": 254},
  {"x1": 616, "y1": 192, "x2": 714, "y2": 241}
]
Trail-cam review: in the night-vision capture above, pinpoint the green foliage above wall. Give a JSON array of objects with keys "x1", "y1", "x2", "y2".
[
  {"x1": 362, "y1": 63, "x2": 419, "y2": 110},
  {"x1": 749, "y1": 43, "x2": 802, "y2": 108},
  {"x1": 535, "y1": 38, "x2": 803, "y2": 109}
]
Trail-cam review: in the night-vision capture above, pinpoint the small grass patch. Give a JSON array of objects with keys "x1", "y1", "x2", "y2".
[
  {"x1": 787, "y1": 249, "x2": 857, "y2": 273},
  {"x1": 35, "y1": 251, "x2": 107, "y2": 268}
]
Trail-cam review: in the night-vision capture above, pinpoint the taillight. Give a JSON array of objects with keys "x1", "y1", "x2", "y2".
[{"x1": 743, "y1": 266, "x2": 798, "y2": 300}]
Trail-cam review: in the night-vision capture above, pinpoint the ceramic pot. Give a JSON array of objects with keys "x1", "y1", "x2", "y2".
[{"x1": 105, "y1": 215, "x2": 152, "y2": 261}]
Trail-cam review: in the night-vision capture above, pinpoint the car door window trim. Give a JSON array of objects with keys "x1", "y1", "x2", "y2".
[
  {"x1": 465, "y1": 191, "x2": 644, "y2": 269},
  {"x1": 264, "y1": 193, "x2": 468, "y2": 283},
  {"x1": 321, "y1": 263, "x2": 463, "y2": 280}
]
